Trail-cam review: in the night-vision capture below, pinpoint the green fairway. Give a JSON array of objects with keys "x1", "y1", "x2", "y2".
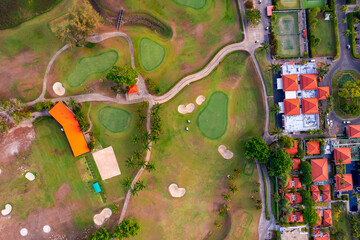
[
  {"x1": 66, "y1": 50, "x2": 118, "y2": 87},
  {"x1": 98, "y1": 106, "x2": 132, "y2": 133},
  {"x1": 313, "y1": 17, "x2": 336, "y2": 57},
  {"x1": 173, "y1": 0, "x2": 207, "y2": 9},
  {"x1": 302, "y1": 0, "x2": 325, "y2": 9},
  {"x1": 255, "y1": 49, "x2": 273, "y2": 96},
  {"x1": 139, "y1": 38, "x2": 166, "y2": 71},
  {"x1": 198, "y1": 91, "x2": 228, "y2": 139}
]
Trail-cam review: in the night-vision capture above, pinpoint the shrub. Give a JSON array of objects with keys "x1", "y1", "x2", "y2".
[
  {"x1": 348, "y1": 13, "x2": 360, "y2": 59},
  {"x1": 245, "y1": 0, "x2": 254, "y2": 8},
  {"x1": 145, "y1": 78, "x2": 160, "y2": 95},
  {"x1": 341, "y1": 194, "x2": 349, "y2": 200}
]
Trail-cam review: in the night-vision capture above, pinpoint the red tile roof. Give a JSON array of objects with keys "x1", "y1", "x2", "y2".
[
  {"x1": 312, "y1": 190, "x2": 321, "y2": 202},
  {"x1": 267, "y1": 6, "x2": 274, "y2": 16},
  {"x1": 307, "y1": 141, "x2": 320, "y2": 155},
  {"x1": 292, "y1": 158, "x2": 300, "y2": 170},
  {"x1": 284, "y1": 99, "x2": 301, "y2": 116},
  {"x1": 311, "y1": 185, "x2": 319, "y2": 192},
  {"x1": 334, "y1": 147, "x2": 351, "y2": 165},
  {"x1": 282, "y1": 75, "x2": 299, "y2": 91},
  {"x1": 311, "y1": 159, "x2": 328, "y2": 182},
  {"x1": 302, "y1": 98, "x2": 319, "y2": 115},
  {"x1": 300, "y1": 74, "x2": 317, "y2": 90},
  {"x1": 316, "y1": 210, "x2": 322, "y2": 227},
  {"x1": 349, "y1": 125, "x2": 360, "y2": 138},
  {"x1": 285, "y1": 177, "x2": 302, "y2": 189},
  {"x1": 315, "y1": 237, "x2": 330, "y2": 240},
  {"x1": 288, "y1": 213, "x2": 294, "y2": 223},
  {"x1": 285, "y1": 193, "x2": 293, "y2": 204},
  {"x1": 284, "y1": 140, "x2": 298, "y2": 155},
  {"x1": 128, "y1": 85, "x2": 138, "y2": 94},
  {"x1": 295, "y1": 211, "x2": 303, "y2": 223},
  {"x1": 323, "y1": 190, "x2": 331, "y2": 202},
  {"x1": 317, "y1": 87, "x2": 330, "y2": 100},
  {"x1": 314, "y1": 228, "x2": 320, "y2": 236},
  {"x1": 294, "y1": 193, "x2": 302, "y2": 204},
  {"x1": 336, "y1": 174, "x2": 353, "y2": 192},
  {"x1": 323, "y1": 209, "x2": 332, "y2": 227}
]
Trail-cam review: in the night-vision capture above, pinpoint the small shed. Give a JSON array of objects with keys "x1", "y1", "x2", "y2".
[
  {"x1": 93, "y1": 182, "x2": 102, "y2": 193},
  {"x1": 267, "y1": 6, "x2": 274, "y2": 17},
  {"x1": 325, "y1": 13, "x2": 330, "y2": 20}
]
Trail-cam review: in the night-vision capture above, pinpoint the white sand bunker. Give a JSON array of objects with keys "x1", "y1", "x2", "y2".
[
  {"x1": 43, "y1": 225, "x2": 51, "y2": 233},
  {"x1": 178, "y1": 103, "x2": 195, "y2": 114},
  {"x1": 1, "y1": 204, "x2": 12, "y2": 216},
  {"x1": 93, "y1": 208, "x2": 112, "y2": 226},
  {"x1": 168, "y1": 183, "x2": 186, "y2": 198},
  {"x1": 20, "y1": 228, "x2": 28, "y2": 237},
  {"x1": 52, "y1": 82, "x2": 65, "y2": 96},
  {"x1": 0, "y1": 168, "x2": 2, "y2": 175},
  {"x1": 25, "y1": 172, "x2": 35, "y2": 181},
  {"x1": 218, "y1": 145, "x2": 234, "y2": 159},
  {"x1": 196, "y1": 95, "x2": 206, "y2": 105}
]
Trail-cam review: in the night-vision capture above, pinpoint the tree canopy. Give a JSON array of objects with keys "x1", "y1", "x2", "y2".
[
  {"x1": 245, "y1": 9, "x2": 261, "y2": 27},
  {"x1": 339, "y1": 80, "x2": 360, "y2": 99},
  {"x1": 245, "y1": 136, "x2": 270, "y2": 163},
  {"x1": 278, "y1": 135, "x2": 294, "y2": 149},
  {"x1": 106, "y1": 65, "x2": 139, "y2": 88},
  {"x1": 269, "y1": 148, "x2": 292, "y2": 178},
  {"x1": 56, "y1": 0, "x2": 101, "y2": 46}
]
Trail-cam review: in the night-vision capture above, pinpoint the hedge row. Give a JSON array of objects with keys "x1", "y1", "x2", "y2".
[
  {"x1": 348, "y1": 13, "x2": 360, "y2": 59},
  {"x1": 333, "y1": 18, "x2": 340, "y2": 60}
]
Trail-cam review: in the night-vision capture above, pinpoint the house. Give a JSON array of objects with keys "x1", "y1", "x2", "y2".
[
  {"x1": 285, "y1": 177, "x2": 302, "y2": 189},
  {"x1": 334, "y1": 147, "x2": 351, "y2": 165},
  {"x1": 311, "y1": 184, "x2": 330, "y2": 202},
  {"x1": 315, "y1": 237, "x2": 330, "y2": 240},
  {"x1": 302, "y1": 98, "x2": 319, "y2": 115},
  {"x1": 311, "y1": 185, "x2": 321, "y2": 202},
  {"x1": 348, "y1": 125, "x2": 360, "y2": 138},
  {"x1": 336, "y1": 174, "x2": 353, "y2": 192},
  {"x1": 284, "y1": 140, "x2": 298, "y2": 156},
  {"x1": 307, "y1": 141, "x2": 320, "y2": 155},
  {"x1": 323, "y1": 209, "x2": 332, "y2": 226},
  {"x1": 285, "y1": 193, "x2": 302, "y2": 204},
  {"x1": 284, "y1": 99, "x2": 301, "y2": 116},
  {"x1": 317, "y1": 87, "x2": 330, "y2": 100},
  {"x1": 292, "y1": 158, "x2": 301, "y2": 170},
  {"x1": 316, "y1": 210, "x2": 322, "y2": 227},
  {"x1": 288, "y1": 211, "x2": 303, "y2": 223},
  {"x1": 311, "y1": 159, "x2": 328, "y2": 182},
  {"x1": 282, "y1": 74, "x2": 299, "y2": 91},
  {"x1": 300, "y1": 74, "x2": 317, "y2": 90},
  {"x1": 322, "y1": 184, "x2": 331, "y2": 202},
  {"x1": 266, "y1": 5, "x2": 274, "y2": 16}
]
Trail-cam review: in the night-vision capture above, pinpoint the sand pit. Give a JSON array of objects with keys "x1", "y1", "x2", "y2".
[
  {"x1": 178, "y1": 103, "x2": 195, "y2": 114},
  {"x1": 20, "y1": 228, "x2": 28, "y2": 237},
  {"x1": 52, "y1": 82, "x2": 65, "y2": 96},
  {"x1": 43, "y1": 225, "x2": 51, "y2": 233},
  {"x1": 1, "y1": 204, "x2": 12, "y2": 216},
  {"x1": 196, "y1": 95, "x2": 206, "y2": 105},
  {"x1": 93, "y1": 208, "x2": 112, "y2": 226},
  {"x1": 168, "y1": 184, "x2": 186, "y2": 198},
  {"x1": 25, "y1": 172, "x2": 35, "y2": 181},
  {"x1": 218, "y1": 145, "x2": 234, "y2": 159}
]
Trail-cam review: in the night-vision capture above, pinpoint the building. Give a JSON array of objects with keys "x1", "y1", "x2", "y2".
[
  {"x1": 277, "y1": 63, "x2": 326, "y2": 133},
  {"x1": 285, "y1": 193, "x2": 302, "y2": 204},
  {"x1": 311, "y1": 159, "x2": 328, "y2": 183},
  {"x1": 292, "y1": 158, "x2": 301, "y2": 170},
  {"x1": 284, "y1": 140, "x2": 298, "y2": 156},
  {"x1": 288, "y1": 211, "x2": 304, "y2": 223},
  {"x1": 336, "y1": 174, "x2": 353, "y2": 192},
  {"x1": 311, "y1": 184, "x2": 331, "y2": 202},
  {"x1": 49, "y1": 102, "x2": 89, "y2": 157},
  {"x1": 307, "y1": 141, "x2": 320, "y2": 155},
  {"x1": 285, "y1": 177, "x2": 302, "y2": 189},
  {"x1": 334, "y1": 147, "x2": 351, "y2": 165},
  {"x1": 348, "y1": 125, "x2": 360, "y2": 138},
  {"x1": 323, "y1": 209, "x2": 332, "y2": 227}
]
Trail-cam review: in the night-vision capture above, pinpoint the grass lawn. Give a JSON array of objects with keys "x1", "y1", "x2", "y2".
[
  {"x1": 198, "y1": 91, "x2": 228, "y2": 139},
  {"x1": 254, "y1": 48, "x2": 273, "y2": 96},
  {"x1": 98, "y1": 106, "x2": 132, "y2": 133},
  {"x1": 268, "y1": 98, "x2": 276, "y2": 131},
  {"x1": 331, "y1": 202, "x2": 352, "y2": 239},
  {"x1": 125, "y1": 51, "x2": 265, "y2": 240},
  {"x1": 302, "y1": 0, "x2": 325, "y2": 9},
  {"x1": 139, "y1": 38, "x2": 166, "y2": 71},
  {"x1": 173, "y1": 0, "x2": 207, "y2": 9},
  {"x1": 331, "y1": 70, "x2": 360, "y2": 118},
  {"x1": 67, "y1": 50, "x2": 118, "y2": 87},
  {"x1": 278, "y1": 0, "x2": 300, "y2": 9},
  {"x1": 313, "y1": 14, "x2": 336, "y2": 57}
]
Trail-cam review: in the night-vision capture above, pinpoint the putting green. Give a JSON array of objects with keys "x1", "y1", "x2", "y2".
[
  {"x1": 173, "y1": 0, "x2": 207, "y2": 9},
  {"x1": 98, "y1": 106, "x2": 131, "y2": 133},
  {"x1": 139, "y1": 38, "x2": 165, "y2": 71},
  {"x1": 197, "y1": 91, "x2": 228, "y2": 139},
  {"x1": 67, "y1": 50, "x2": 118, "y2": 87}
]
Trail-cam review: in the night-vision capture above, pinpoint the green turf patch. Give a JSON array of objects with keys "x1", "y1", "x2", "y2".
[
  {"x1": 139, "y1": 38, "x2": 165, "y2": 71},
  {"x1": 278, "y1": 0, "x2": 300, "y2": 9},
  {"x1": 66, "y1": 50, "x2": 118, "y2": 87},
  {"x1": 302, "y1": 0, "x2": 325, "y2": 9},
  {"x1": 313, "y1": 16, "x2": 336, "y2": 57},
  {"x1": 197, "y1": 91, "x2": 228, "y2": 139},
  {"x1": 98, "y1": 106, "x2": 131, "y2": 133},
  {"x1": 338, "y1": 73, "x2": 356, "y2": 88},
  {"x1": 172, "y1": 0, "x2": 207, "y2": 9}
]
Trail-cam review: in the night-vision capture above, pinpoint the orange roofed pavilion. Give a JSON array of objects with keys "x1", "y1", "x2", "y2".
[
  {"x1": 334, "y1": 147, "x2": 351, "y2": 165},
  {"x1": 349, "y1": 125, "x2": 360, "y2": 138},
  {"x1": 300, "y1": 74, "x2": 317, "y2": 90},
  {"x1": 317, "y1": 87, "x2": 330, "y2": 100},
  {"x1": 307, "y1": 141, "x2": 320, "y2": 155},
  {"x1": 302, "y1": 98, "x2": 319, "y2": 115},
  {"x1": 128, "y1": 85, "x2": 138, "y2": 94},
  {"x1": 49, "y1": 102, "x2": 89, "y2": 157},
  {"x1": 311, "y1": 158, "x2": 328, "y2": 182},
  {"x1": 284, "y1": 99, "x2": 300, "y2": 116},
  {"x1": 282, "y1": 75, "x2": 299, "y2": 91},
  {"x1": 336, "y1": 174, "x2": 353, "y2": 192}
]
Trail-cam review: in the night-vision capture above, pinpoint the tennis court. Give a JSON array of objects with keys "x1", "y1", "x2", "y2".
[
  {"x1": 279, "y1": 0, "x2": 300, "y2": 9},
  {"x1": 302, "y1": 0, "x2": 325, "y2": 9}
]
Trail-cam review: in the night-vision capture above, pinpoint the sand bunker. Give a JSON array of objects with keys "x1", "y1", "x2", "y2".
[
  {"x1": 52, "y1": 82, "x2": 65, "y2": 96},
  {"x1": 0, "y1": 168, "x2": 2, "y2": 175},
  {"x1": 1, "y1": 204, "x2": 12, "y2": 216},
  {"x1": 196, "y1": 95, "x2": 206, "y2": 105},
  {"x1": 20, "y1": 228, "x2": 28, "y2": 237},
  {"x1": 43, "y1": 225, "x2": 51, "y2": 233},
  {"x1": 25, "y1": 172, "x2": 35, "y2": 181},
  {"x1": 168, "y1": 184, "x2": 186, "y2": 198},
  {"x1": 93, "y1": 208, "x2": 112, "y2": 226},
  {"x1": 178, "y1": 103, "x2": 195, "y2": 114},
  {"x1": 218, "y1": 145, "x2": 234, "y2": 159}
]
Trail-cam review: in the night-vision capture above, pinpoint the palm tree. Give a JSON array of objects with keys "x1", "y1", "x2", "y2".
[
  {"x1": 261, "y1": 42, "x2": 270, "y2": 53},
  {"x1": 133, "y1": 150, "x2": 142, "y2": 160},
  {"x1": 137, "y1": 159, "x2": 147, "y2": 168},
  {"x1": 125, "y1": 156, "x2": 136, "y2": 168},
  {"x1": 229, "y1": 184, "x2": 238, "y2": 193},
  {"x1": 135, "y1": 180, "x2": 146, "y2": 191},
  {"x1": 268, "y1": 62, "x2": 281, "y2": 74},
  {"x1": 343, "y1": 29, "x2": 351, "y2": 37},
  {"x1": 223, "y1": 192, "x2": 231, "y2": 202},
  {"x1": 121, "y1": 177, "x2": 132, "y2": 189},
  {"x1": 273, "y1": 127, "x2": 283, "y2": 140},
  {"x1": 146, "y1": 162, "x2": 155, "y2": 172},
  {"x1": 68, "y1": 97, "x2": 77, "y2": 110},
  {"x1": 143, "y1": 142, "x2": 150, "y2": 151},
  {"x1": 132, "y1": 135, "x2": 140, "y2": 144}
]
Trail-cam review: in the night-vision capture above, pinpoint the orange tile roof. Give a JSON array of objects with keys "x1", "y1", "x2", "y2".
[
  {"x1": 349, "y1": 125, "x2": 360, "y2": 138},
  {"x1": 284, "y1": 99, "x2": 301, "y2": 116},
  {"x1": 307, "y1": 141, "x2": 320, "y2": 155},
  {"x1": 292, "y1": 158, "x2": 300, "y2": 170},
  {"x1": 317, "y1": 87, "x2": 330, "y2": 100},
  {"x1": 282, "y1": 75, "x2": 299, "y2": 91},
  {"x1": 323, "y1": 190, "x2": 331, "y2": 202},
  {"x1": 294, "y1": 193, "x2": 302, "y2": 204},
  {"x1": 334, "y1": 147, "x2": 351, "y2": 165},
  {"x1": 302, "y1": 98, "x2": 319, "y2": 115},
  {"x1": 311, "y1": 159, "x2": 328, "y2": 182},
  {"x1": 295, "y1": 211, "x2": 303, "y2": 223},
  {"x1": 336, "y1": 174, "x2": 353, "y2": 192},
  {"x1": 128, "y1": 85, "x2": 138, "y2": 94},
  {"x1": 316, "y1": 210, "x2": 322, "y2": 227},
  {"x1": 284, "y1": 140, "x2": 298, "y2": 155},
  {"x1": 323, "y1": 209, "x2": 332, "y2": 226},
  {"x1": 49, "y1": 102, "x2": 89, "y2": 157},
  {"x1": 285, "y1": 177, "x2": 301, "y2": 189},
  {"x1": 285, "y1": 193, "x2": 293, "y2": 204},
  {"x1": 311, "y1": 185, "x2": 319, "y2": 192},
  {"x1": 322, "y1": 184, "x2": 330, "y2": 192},
  {"x1": 312, "y1": 190, "x2": 321, "y2": 202},
  {"x1": 315, "y1": 237, "x2": 330, "y2": 240},
  {"x1": 288, "y1": 213, "x2": 294, "y2": 223},
  {"x1": 267, "y1": 6, "x2": 274, "y2": 16},
  {"x1": 300, "y1": 74, "x2": 317, "y2": 90}
]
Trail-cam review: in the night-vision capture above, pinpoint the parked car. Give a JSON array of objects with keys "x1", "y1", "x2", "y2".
[
  {"x1": 255, "y1": 40, "x2": 259, "y2": 43},
  {"x1": 347, "y1": 44, "x2": 351, "y2": 49},
  {"x1": 343, "y1": 121, "x2": 351, "y2": 124},
  {"x1": 259, "y1": 0, "x2": 261, "y2": 3}
]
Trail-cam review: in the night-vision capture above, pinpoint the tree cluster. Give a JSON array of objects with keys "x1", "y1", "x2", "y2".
[
  {"x1": 245, "y1": 9, "x2": 261, "y2": 27},
  {"x1": 0, "y1": 99, "x2": 30, "y2": 134},
  {"x1": 34, "y1": 100, "x2": 54, "y2": 111},
  {"x1": 145, "y1": 78, "x2": 160, "y2": 95},
  {"x1": 278, "y1": 135, "x2": 294, "y2": 149},
  {"x1": 68, "y1": 98, "x2": 90, "y2": 132},
  {"x1": 245, "y1": 136, "x2": 270, "y2": 163},
  {"x1": 150, "y1": 104, "x2": 162, "y2": 143},
  {"x1": 107, "y1": 65, "x2": 139, "y2": 93},
  {"x1": 299, "y1": 161, "x2": 313, "y2": 185},
  {"x1": 86, "y1": 218, "x2": 140, "y2": 240},
  {"x1": 300, "y1": 190, "x2": 319, "y2": 227},
  {"x1": 269, "y1": 148, "x2": 292, "y2": 179}
]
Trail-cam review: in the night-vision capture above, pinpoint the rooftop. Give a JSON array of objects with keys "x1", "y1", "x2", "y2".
[
  {"x1": 307, "y1": 141, "x2": 320, "y2": 155},
  {"x1": 283, "y1": 114, "x2": 319, "y2": 133},
  {"x1": 349, "y1": 125, "x2": 360, "y2": 138},
  {"x1": 128, "y1": 84, "x2": 139, "y2": 94},
  {"x1": 300, "y1": 74, "x2": 317, "y2": 90},
  {"x1": 302, "y1": 98, "x2": 319, "y2": 115},
  {"x1": 336, "y1": 174, "x2": 353, "y2": 192},
  {"x1": 323, "y1": 209, "x2": 332, "y2": 227},
  {"x1": 311, "y1": 159, "x2": 328, "y2": 182},
  {"x1": 317, "y1": 87, "x2": 330, "y2": 100},
  {"x1": 284, "y1": 141, "x2": 298, "y2": 156},
  {"x1": 281, "y1": 62, "x2": 316, "y2": 75},
  {"x1": 292, "y1": 158, "x2": 300, "y2": 170},
  {"x1": 285, "y1": 177, "x2": 302, "y2": 189},
  {"x1": 334, "y1": 147, "x2": 351, "y2": 165},
  {"x1": 282, "y1": 75, "x2": 299, "y2": 92}
]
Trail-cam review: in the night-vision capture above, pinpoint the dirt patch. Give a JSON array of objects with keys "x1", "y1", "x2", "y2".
[
  {"x1": 55, "y1": 183, "x2": 71, "y2": 203},
  {"x1": 0, "y1": 123, "x2": 35, "y2": 163}
]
